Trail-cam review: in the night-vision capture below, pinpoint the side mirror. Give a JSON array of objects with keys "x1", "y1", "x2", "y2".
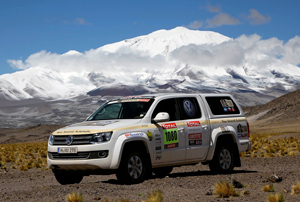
[{"x1": 152, "y1": 112, "x2": 170, "y2": 123}]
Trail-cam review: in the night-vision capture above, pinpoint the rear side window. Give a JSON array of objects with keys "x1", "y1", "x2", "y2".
[{"x1": 205, "y1": 96, "x2": 240, "y2": 115}]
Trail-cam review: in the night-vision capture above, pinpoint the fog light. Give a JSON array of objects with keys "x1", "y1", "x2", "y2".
[{"x1": 98, "y1": 151, "x2": 107, "y2": 158}]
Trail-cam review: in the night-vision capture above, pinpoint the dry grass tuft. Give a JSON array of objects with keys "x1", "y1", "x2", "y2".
[
  {"x1": 267, "y1": 193, "x2": 285, "y2": 202},
  {"x1": 241, "y1": 134, "x2": 300, "y2": 158},
  {"x1": 291, "y1": 181, "x2": 300, "y2": 195},
  {"x1": 214, "y1": 181, "x2": 239, "y2": 198},
  {"x1": 0, "y1": 142, "x2": 48, "y2": 171},
  {"x1": 262, "y1": 184, "x2": 275, "y2": 192},
  {"x1": 66, "y1": 192, "x2": 83, "y2": 202},
  {"x1": 143, "y1": 189, "x2": 163, "y2": 202}
]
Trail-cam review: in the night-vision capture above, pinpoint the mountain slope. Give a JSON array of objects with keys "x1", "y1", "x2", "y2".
[
  {"x1": 1, "y1": 27, "x2": 300, "y2": 105},
  {"x1": 245, "y1": 89, "x2": 300, "y2": 123}
]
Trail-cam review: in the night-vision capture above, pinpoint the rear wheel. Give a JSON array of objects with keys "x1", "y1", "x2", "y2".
[
  {"x1": 153, "y1": 167, "x2": 173, "y2": 178},
  {"x1": 209, "y1": 143, "x2": 234, "y2": 174},
  {"x1": 116, "y1": 150, "x2": 149, "y2": 184},
  {"x1": 54, "y1": 171, "x2": 83, "y2": 185}
]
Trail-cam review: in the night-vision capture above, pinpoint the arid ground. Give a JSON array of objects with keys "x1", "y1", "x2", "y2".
[{"x1": 1, "y1": 91, "x2": 300, "y2": 202}]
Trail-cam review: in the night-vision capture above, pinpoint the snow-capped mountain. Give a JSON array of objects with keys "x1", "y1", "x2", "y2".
[{"x1": 1, "y1": 26, "x2": 300, "y2": 106}]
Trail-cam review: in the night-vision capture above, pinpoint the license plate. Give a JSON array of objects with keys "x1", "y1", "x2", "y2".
[{"x1": 57, "y1": 147, "x2": 78, "y2": 154}]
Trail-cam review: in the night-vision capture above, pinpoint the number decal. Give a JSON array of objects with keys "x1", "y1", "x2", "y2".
[{"x1": 161, "y1": 123, "x2": 179, "y2": 147}]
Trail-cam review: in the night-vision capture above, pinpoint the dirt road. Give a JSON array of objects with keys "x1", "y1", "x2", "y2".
[{"x1": 1, "y1": 155, "x2": 300, "y2": 202}]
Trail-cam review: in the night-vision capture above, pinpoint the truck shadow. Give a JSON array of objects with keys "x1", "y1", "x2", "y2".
[
  {"x1": 165, "y1": 170, "x2": 257, "y2": 178},
  {"x1": 101, "y1": 170, "x2": 257, "y2": 185}
]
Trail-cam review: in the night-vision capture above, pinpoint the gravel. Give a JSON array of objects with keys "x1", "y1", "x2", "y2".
[{"x1": 1, "y1": 155, "x2": 300, "y2": 202}]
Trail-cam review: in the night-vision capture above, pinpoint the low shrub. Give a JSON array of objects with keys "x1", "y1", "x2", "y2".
[{"x1": 214, "y1": 181, "x2": 239, "y2": 198}]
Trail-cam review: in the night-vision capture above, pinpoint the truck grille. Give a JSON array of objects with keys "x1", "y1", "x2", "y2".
[
  {"x1": 48, "y1": 152, "x2": 90, "y2": 159},
  {"x1": 53, "y1": 134, "x2": 93, "y2": 145}
]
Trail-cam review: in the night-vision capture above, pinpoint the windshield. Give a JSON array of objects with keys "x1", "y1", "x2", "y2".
[{"x1": 87, "y1": 99, "x2": 154, "y2": 121}]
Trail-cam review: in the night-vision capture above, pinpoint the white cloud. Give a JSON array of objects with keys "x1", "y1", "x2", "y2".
[
  {"x1": 247, "y1": 9, "x2": 271, "y2": 25},
  {"x1": 205, "y1": 13, "x2": 240, "y2": 28},
  {"x1": 188, "y1": 21, "x2": 203, "y2": 29},
  {"x1": 64, "y1": 18, "x2": 92, "y2": 25},
  {"x1": 7, "y1": 32, "x2": 300, "y2": 80},
  {"x1": 206, "y1": 4, "x2": 222, "y2": 13}
]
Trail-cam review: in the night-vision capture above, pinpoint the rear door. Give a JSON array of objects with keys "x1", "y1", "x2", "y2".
[{"x1": 177, "y1": 97, "x2": 211, "y2": 160}]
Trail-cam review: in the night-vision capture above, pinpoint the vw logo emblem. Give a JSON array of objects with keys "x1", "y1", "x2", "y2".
[
  {"x1": 183, "y1": 99, "x2": 196, "y2": 118},
  {"x1": 66, "y1": 135, "x2": 74, "y2": 145}
]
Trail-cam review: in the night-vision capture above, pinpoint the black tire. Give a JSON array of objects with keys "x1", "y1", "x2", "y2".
[
  {"x1": 209, "y1": 143, "x2": 234, "y2": 174},
  {"x1": 116, "y1": 150, "x2": 149, "y2": 184},
  {"x1": 54, "y1": 172, "x2": 83, "y2": 185},
  {"x1": 153, "y1": 166, "x2": 173, "y2": 178}
]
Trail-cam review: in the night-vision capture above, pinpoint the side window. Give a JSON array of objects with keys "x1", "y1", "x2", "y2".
[
  {"x1": 205, "y1": 96, "x2": 240, "y2": 115},
  {"x1": 151, "y1": 98, "x2": 180, "y2": 121},
  {"x1": 177, "y1": 97, "x2": 201, "y2": 120}
]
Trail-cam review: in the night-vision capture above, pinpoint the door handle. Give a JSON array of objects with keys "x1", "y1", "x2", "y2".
[
  {"x1": 178, "y1": 128, "x2": 184, "y2": 132},
  {"x1": 202, "y1": 125, "x2": 208, "y2": 130}
]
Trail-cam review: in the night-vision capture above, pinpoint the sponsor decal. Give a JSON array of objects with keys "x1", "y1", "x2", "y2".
[
  {"x1": 232, "y1": 107, "x2": 235, "y2": 112},
  {"x1": 161, "y1": 123, "x2": 179, "y2": 149},
  {"x1": 161, "y1": 123, "x2": 177, "y2": 130},
  {"x1": 237, "y1": 124, "x2": 248, "y2": 133},
  {"x1": 220, "y1": 99, "x2": 234, "y2": 107},
  {"x1": 228, "y1": 107, "x2": 232, "y2": 112},
  {"x1": 120, "y1": 98, "x2": 150, "y2": 102},
  {"x1": 56, "y1": 130, "x2": 92, "y2": 134},
  {"x1": 189, "y1": 140, "x2": 202, "y2": 146},
  {"x1": 147, "y1": 131, "x2": 153, "y2": 141},
  {"x1": 220, "y1": 127, "x2": 230, "y2": 133},
  {"x1": 188, "y1": 133, "x2": 202, "y2": 140},
  {"x1": 164, "y1": 143, "x2": 179, "y2": 149},
  {"x1": 186, "y1": 121, "x2": 201, "y2": 127},
  {"x1": 155, "y1": 154, "x2": 162, "y2": 160},
  {"x1": 155, "y1": 138, "x2": 161, "y2": 141},
  {"x1": 155, "y1": 146, "x2": 161, "y2": 151},
  {"x1": 183, "y1": 99, "x2": 196, "y2": 118},
  {"x1": 155, "y1": 141, "x2": 161, "y2": 146},
  {"x1": 125, "y1": 132, "x2": 144, "y2": 138},
  {"x1": 138, "y1": 99, "x2": 150, "y2": 102},
  {"x1": 238, "y1": 133, "x2": 242, "y2": 138},
  {"x1": 223, "y1": 107, "x2": 228, "y2": 112},
  {"x1": 241, "y1": 133, "x2": 247, "y2": 138}
]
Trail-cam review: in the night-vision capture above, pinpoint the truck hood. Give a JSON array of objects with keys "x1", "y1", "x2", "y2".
[{"x1": 52, "y1": 120, "x2": 142, "y2": 135}]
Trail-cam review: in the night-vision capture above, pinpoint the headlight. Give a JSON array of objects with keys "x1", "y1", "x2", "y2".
[
  {"x1": 90, "y1": 132, "x2": 112, "y2": 143},
  {"x1": 49, "y1": 134, "x2": 54, "y2": 145}
]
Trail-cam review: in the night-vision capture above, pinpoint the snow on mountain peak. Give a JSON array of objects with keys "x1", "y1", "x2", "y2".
[
  {"x1": 99, "y1": 26, "x2": 231, "y2": 56},
  {"x1": 1, "y1": 27, "x2": 300, "y2": 103}
]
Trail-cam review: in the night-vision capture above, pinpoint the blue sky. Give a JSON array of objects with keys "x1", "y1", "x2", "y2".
[{"x1": 1, "y1": 0, "x2": 299, "y2": 75}]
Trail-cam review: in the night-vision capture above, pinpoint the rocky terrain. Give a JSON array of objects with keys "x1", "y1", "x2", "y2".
[
  {"x1": 0, "y1": 90, "x2": 300, "y2": 201},
  {"x1": 1, "y1": 153, "x2": 300, "y2": 202}
]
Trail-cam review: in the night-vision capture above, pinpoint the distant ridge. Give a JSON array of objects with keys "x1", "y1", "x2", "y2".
[{"x1": 245, "y1": 90, "x2": 300, "y2": 123}]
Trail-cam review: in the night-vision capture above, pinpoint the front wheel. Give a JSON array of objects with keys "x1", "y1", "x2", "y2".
[
  {"x1": 209, "y1": 143, "x2": 234, "y2": 174},
  {"x1": 54, "y1": 171, "x2": 83, "y2": 185},
  {"x1": 116, "y1": 151, "x2": 149, "y2": 184}
]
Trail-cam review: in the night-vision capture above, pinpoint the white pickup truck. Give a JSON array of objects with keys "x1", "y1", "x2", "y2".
[{"x1": 47, "y1": 93, "x2": 251, "y2": 184}]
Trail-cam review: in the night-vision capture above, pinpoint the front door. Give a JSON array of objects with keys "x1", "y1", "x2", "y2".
[{"x1": 151, "y1": 98, "x2": 186, "y2": 164}]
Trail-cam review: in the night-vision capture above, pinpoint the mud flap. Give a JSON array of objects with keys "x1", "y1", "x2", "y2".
[{"x1": 233, "y1": 144, "x2": 241, "y2": 167}]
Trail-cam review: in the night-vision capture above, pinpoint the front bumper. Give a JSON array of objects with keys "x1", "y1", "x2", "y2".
[{"x1": 47, "y1": 143, "x2": 114, "y2": 170}]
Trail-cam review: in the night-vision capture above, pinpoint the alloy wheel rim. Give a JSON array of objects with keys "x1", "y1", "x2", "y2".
[
  {"x1": 219, "y1": 148, "x2": 231, "y2": 170},
  {"x1": 128, "y1": 155, "x2": 143, "y2": 179}
]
